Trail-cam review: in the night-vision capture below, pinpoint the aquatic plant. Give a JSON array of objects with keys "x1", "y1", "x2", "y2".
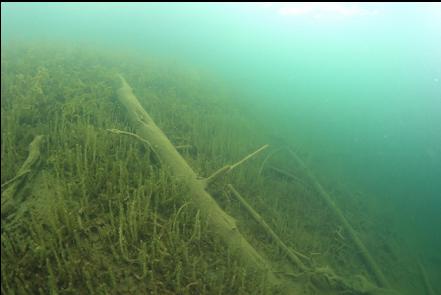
[{"x1": 1, "y1": 43, "x2": 426, "y2": 294}]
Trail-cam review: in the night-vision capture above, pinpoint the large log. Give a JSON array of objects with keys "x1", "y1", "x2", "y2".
[{"x1": 115, "y1": 75, "x2": 279, "y2": 287}]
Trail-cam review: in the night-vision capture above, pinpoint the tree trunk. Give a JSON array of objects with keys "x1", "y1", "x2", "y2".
[{"x1": 115, "y1": 75, "x2": 279, "y2": 287}]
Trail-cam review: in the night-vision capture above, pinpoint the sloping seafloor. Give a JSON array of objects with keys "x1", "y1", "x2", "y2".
[{"x1": 1, "y1": 44, "x2": 438, "y2": 295}]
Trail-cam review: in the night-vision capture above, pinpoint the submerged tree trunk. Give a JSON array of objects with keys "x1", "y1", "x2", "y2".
[{"x1": 115, "y1": 75, "x2": 280, "y2": 288}]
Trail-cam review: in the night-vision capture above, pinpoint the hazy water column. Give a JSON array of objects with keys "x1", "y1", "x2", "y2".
[{"x1": 2, "y1": 0, "x2": 440, "y2": 273}]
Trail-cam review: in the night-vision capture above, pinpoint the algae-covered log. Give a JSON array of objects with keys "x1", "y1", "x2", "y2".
[
  {"x1": 1, "y1": 135, "x2": 43, "y2": 219},
  {"x1": 115, "y1": 75, "x2": 279, "y2": 286}
]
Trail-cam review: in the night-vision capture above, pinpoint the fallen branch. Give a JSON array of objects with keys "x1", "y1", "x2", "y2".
[
  {"x1": 418, "y1": 258, "x2": 435, "y2": 295},
  {"x1": 1, "y1": 135, "x2": 44, "y2": 219},
  {"x1": 258, "y1": 147, "x2": 283, "y2": 176},
  {"x1": 231, "y1": 144, "x2": 269, "y2": 170},
  {"x1": 203, "y1": 144, "x2": 269, "y2": 187},
  {"x1": 114, "y1": 75, "x2": 280, "y2": 289},
  {"x1": 175, "y1": 144, "x2": 193, "y2": 150},
  {"x1": 226, "y1": 185, "x2": 387, "y2": 294},
  {"x1": 1, "y1": 169, "x2": 31, "y2": 189},
  {"x1": 227, "y1": 184, "x2": 309, "y2": 272},
  {"x1": 106, "y1": 128, "x2": 152, "y2": 147},
  {"x1": 285, "y1": 147, "x2": 391, "y2": 288},
  {"x1": 267, "y1": 166, "x2": 309, "y2": 189}
]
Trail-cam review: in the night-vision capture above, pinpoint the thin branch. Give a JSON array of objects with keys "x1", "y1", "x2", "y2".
[
  {"x1": 106, "y1": 128, "x2": 152, "y2": 147},
  {"x1": 203, "y1": 144, "x2": 269, "y2": 187},
  {"x1": 230, "y1": 144, "x2": 269, "y2": 170},
  {"x1": 1, "y1": 169, "x2": 31, "y2": 189},
  {"x1": 228, "y1": 184, "x2": 309, "y2": 271}
]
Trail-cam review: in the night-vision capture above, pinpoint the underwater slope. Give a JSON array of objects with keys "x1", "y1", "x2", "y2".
[{"x1": 1, "y1": 44, "x2": 434, "y2": 295}]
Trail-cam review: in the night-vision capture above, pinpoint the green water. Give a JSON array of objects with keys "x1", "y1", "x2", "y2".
[{"x1": 1, "y1": 3, "x2": 440, "y2": 294}]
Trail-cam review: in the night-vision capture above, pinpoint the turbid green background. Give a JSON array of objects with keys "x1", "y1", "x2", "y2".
[{"x1": 2, "y1": 2, "x2": 440, "y2": 290}]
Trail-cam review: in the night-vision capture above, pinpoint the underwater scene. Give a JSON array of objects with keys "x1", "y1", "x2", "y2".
[{"x1": 1, "y1": 3, "x2": 440, "y2": 295}]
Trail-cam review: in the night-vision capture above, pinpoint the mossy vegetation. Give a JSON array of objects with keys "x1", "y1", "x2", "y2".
[{"x1": 1, "y1": 43, "x2": 428, "y2": 294}]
